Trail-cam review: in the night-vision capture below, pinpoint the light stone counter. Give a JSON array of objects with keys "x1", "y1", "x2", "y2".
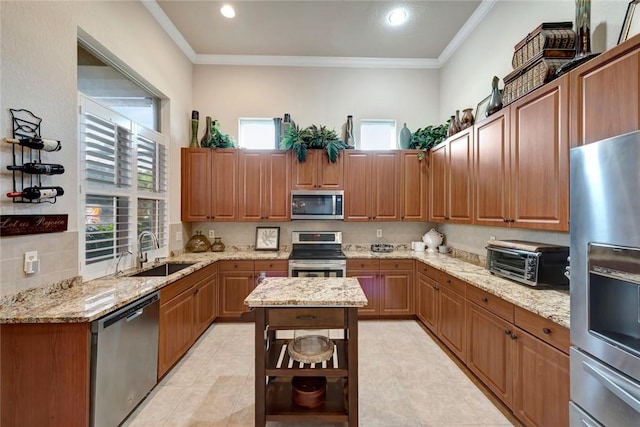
[
  {"x1": 245, "y1": 277, "x2": 367, "y2": 307},
  {"x1": 0, "y1": 248, "x2": 569, "y2": 329}
]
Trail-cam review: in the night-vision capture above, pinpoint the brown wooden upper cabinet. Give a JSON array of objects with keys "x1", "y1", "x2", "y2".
[
  {"x1": 400, "y1": 150, "x2": 428, "y2": 221},
  {"x1": 429, "y1": 127, "x2": 473, "y2": 224},
  {"x1": 291, "y1": 149, "x2": 344, "y2": 189},
  {"x1": 344, "y1": 151, "x2": 400, "y2": 221},
  {"x1": 474, "y1": 75, "x2": 569, "y2": 231},
  {"x1": 570, "y1": 33, "x2": 640, "y2": 146},
  {"x1": 181, "y1": 148, "x2": 238, "y2": 221},
  {"x1": 238, "y1": 150, "x2": 290, "y2": 221}
]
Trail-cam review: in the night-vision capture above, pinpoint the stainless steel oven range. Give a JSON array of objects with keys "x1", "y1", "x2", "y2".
[
  {"x1": 288, "y1": 231, "x2": 346, "y2": 277},
  {"x1": 570, "y1": 131, "x2": 640, "y2": 427}
]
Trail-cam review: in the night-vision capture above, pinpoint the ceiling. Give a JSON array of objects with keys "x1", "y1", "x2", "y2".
[{"x1": 150, "y1": 0, "x2": 489, "y2": 67}]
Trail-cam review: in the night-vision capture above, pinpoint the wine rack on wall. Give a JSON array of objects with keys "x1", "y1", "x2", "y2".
[{"x1": 5, "y1": 108, "x2": 64, "y2": 204}]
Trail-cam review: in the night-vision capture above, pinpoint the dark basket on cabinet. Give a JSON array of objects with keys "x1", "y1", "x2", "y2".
[
  {"x1": 502, "y1": 53, "x2": 573, "y2": 106},
  {"x1": 512, "y1": 22, "x2": 576, "y2": 70}
]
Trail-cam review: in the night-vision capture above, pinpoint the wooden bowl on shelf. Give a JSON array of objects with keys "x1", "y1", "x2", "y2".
[{"x1": 292, "y1": 376, "x2": 327, "y2": 409}]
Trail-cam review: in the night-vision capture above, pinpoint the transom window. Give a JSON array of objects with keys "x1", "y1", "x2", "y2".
[
  {"x1": 359, "y1": 119, "x2": 397, "y2": 150},
  {"x1": 239, "y1": 118, "x2": 277, "y2": 149}
]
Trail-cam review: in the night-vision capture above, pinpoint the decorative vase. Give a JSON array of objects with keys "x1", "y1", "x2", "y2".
[
  {"x1": 448, "y1": 115, "x2": 460, "y2": 137},
  {"x1": 455, "y1": 110, "x2": 462, "y2": 131},
  {"x1": 486, "y1": 76, "x2": 503, "y2": 116},
  {"x1": 345, "y1": 115, "x2": 355, "y2": 148},
  {"x1": 190, "y1": 111, "x2": 200, "y2": 147},
  {"x1": 200, "y1": 116, "x2": 212, "y2": 147},
  {"x1": 460, "y1": 108, "x2": 474, "y2": 129},
  {"x1": 210, "y1": 237, "x2": 225, "y2": 252},
  {"x1": 398, "y1": 123, "x2": 411, "y2": 149},
  {"x1": 422, "y1": 228, "x2": 444, "y2": 252},
  {"x1": 576, "y1": 0, "x2": 591, "y2": 57}
]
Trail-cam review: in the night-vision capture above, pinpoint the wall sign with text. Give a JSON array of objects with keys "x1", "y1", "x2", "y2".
[{"x1": 0, "y1": 214, "x2": 68, "y2": 236}]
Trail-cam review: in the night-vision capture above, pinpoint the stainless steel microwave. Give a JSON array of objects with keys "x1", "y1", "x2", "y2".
[
  {"x1": 291, "y1": 190, "x2": 344, "y2": 220},
  {"x1": 486, "y1": 240, "x2": 569, "y2": 287}
]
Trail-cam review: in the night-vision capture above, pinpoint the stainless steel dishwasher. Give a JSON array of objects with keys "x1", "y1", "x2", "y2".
[{"x1": 90, "y1": 291, "x2": 160, "y2": 427}]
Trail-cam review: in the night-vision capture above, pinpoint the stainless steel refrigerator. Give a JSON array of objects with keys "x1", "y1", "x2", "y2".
[{"x1": 570, "y1": 130, "x2": 640, "y2": 426}]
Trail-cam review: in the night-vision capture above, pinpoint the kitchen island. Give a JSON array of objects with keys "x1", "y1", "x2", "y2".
[{"x1": 245, "y1": 277, "x2": 367, "y2": 427}]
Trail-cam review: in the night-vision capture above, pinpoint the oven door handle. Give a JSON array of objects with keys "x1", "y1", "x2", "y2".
[
  {"x1": 485, "y1": 246, "x2": 541, "y2": 258},
  {"x1": 583, "y1": 360, "x2": 640, "y2": 414}
]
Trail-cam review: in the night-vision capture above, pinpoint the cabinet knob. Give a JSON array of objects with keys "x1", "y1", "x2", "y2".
[
  {"x1": 482, "y1": 297, "x2": 488, "y2": 302},
  {"x1": 433, "y1": 285, "x2": 440, "y2": 291},
  {"x1": 360, "y1": 263, "x2": 365, "y2": 268},
  {"x1": 194, "y1": 288, "x2": 199, "y2": 295},
  {"x1": 395, "y1": 264, "x2": 399, "y2": 268},
  {"x1": 504, "y1": 329, "x2": 511, "y2": 335},
  {"x1": 542, "y1": 327, "x2": 551, "y2": 335},
  {"x1": 510, "y1": 333, "x2": 518, "y2": 340},
  {"x1": 503, "y1": 218, "x2": 508, "y2": 222}
]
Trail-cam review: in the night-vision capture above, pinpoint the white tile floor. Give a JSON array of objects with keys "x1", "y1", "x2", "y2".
[{"x1": 124, "y1": 320, "x2": 515, "y2": 427}]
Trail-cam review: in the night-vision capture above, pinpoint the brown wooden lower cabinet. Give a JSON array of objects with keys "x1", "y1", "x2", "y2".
[
  {"x1": 0, "y1": 322, "x2": 91, "y2": 427},
  {"x1": 158, "y1": 263, "x2": 218, "y2": 378},
  {"x1": 379, "y1": 264, "x2": 414, "y2": 315}
]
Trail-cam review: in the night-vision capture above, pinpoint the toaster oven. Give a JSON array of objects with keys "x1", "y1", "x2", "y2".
[{"x1": 486, "y1": 240, "x2": 569, "y2": 287}]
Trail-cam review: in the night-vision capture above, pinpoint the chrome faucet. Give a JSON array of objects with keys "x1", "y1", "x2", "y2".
[
  {"x1": 138, "y1": 231, "x2": 159, "y2": 268},
  {"x1": 114, "y1": 250, "x2": 132, "y2": 276}
]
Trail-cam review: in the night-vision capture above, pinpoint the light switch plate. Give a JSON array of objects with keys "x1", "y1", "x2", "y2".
[
  {"x1": 176, "y1": 231, "x2": 182, "y2": 242},
  {"x1": 376, "y1": 229, "x2": 383, "y2": 238},
  {"x1": 24, "y1": 251, "x2": 39, "y2": 274},
  {"x1": 209, "y1": 230, "x2": 215, "y2": 239}
]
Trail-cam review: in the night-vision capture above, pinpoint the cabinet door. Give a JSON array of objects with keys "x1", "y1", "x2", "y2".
[
  {"x1": 344, "y1": 151, "x2": 372, "y2": 221},
  {"x1": 263, "y1": 151, "x2": 291, "y2": 220},
  {"x1": 429, "y1": 142, "x2": 448, "y2": 221},
  {"x1": 400, "y1": 150, "x2": 427, "y2": 221},
  {"x1": 448, "y1": 129, "x2": 474, "y2": 224},
  {"x1": 158, "y1": 290, "x2": 195, "y2": 378},
  {"x1": 466, "y1": 301, "x2": 514, "y2": 408},
  {"x1": 512, "y1": 327, "x2": 570, "y2": 427},
  {"x1": 291, "y1": 150, "x2": 317, "y2": 189},
  {"x1": 438, "y1": 284, "x2": 466, "y2": 360},
  {"x1": 211, "y1": 149, "x2": 238, "y2": 221},
  {"x1": 181, "y1": 148, "x2": 212, "y2": 221},
  {"x1": 371, "y1": 152, "x2": 400, "y2": 221},
  {"x1": 570, "y1": 41, "x2": 640, "y2": 146},
  {"x1": 417, "y1": 273, "x2": 438, "y2": 332},
  {"x1": 347, "y1": 270, "x2": 379, "y2": 316},
  {"x1": 510, "y1": 75, "x2": 569, "y2": 231},
  {"x1": 379, "y1": 269, "x2": 413, "y2": 315},
  {"x1": 238, "y1": 150, "x2": 265, "y2": 221},
  {"x1": 218, "y1": 271, "x2": 254, "y2": 318},
  {"x1": 317, "y1": 150, "x2": 344, "y2": 189},
  {"x1": 474, "y1": 110, "x2": 510, "y2": 227},
  {"x1": 194, "y1": 271, "x2": 217, "y2": 337}
]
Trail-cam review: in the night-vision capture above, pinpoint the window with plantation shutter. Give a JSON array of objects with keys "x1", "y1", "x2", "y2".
[{"x1": 79, "y1": 94, "x2": 168, "y2": 279}]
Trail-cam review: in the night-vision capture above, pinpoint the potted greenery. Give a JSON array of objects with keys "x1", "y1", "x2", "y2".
[
  {"x1": 280, "y1": 124, "x2": 346, "y2": 163},
  {"x1": 201, "y1": 119, "x2": 235, "y2": 148},
  {"x1": 409, "y1": 121, "x2": 449, "y2": 159}
]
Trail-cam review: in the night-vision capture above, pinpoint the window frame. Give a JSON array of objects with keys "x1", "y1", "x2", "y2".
[
  {"x1": 238, "y1": 117, "x2": 277, "y2": 149},
  {"x1": 359, "y1": 119, "x2": 397, "y2": 150}
]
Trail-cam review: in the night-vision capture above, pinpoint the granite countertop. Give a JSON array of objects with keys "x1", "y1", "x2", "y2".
[
  {"x1": 245, "y1": 277, "x2": 367, "y2": 307},
  {"x1": 0, "y1": 248, "x2": 569, "y2": 328}
]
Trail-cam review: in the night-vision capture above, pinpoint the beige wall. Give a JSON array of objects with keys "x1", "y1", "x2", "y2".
[
  {"x1": 192, "y1": 65, "x2": 440, "y2": 145},
  {"x1": 0, "y1": 0, "x2": 193, "y2": 296}
]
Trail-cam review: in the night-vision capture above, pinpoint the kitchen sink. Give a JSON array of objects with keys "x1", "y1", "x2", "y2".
[{"x1": 129, "y1": 262, "x2": 195, "y2": 277}]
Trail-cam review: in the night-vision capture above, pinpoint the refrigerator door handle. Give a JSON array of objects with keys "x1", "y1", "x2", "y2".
[{"x1": 583, "y1": 360, "x2": 640, "y2": 414}]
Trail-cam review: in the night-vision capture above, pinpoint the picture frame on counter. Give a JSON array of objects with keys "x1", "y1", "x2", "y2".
[
  {"x1": 475, "y1": 94, "x2": 491, "y2": 121},
  {"x1": 619, "y1": 0, "x2": 640, "y2": 44},
  {"x1": 255, "y1": 226, "x2": 280, "y2": 251}
]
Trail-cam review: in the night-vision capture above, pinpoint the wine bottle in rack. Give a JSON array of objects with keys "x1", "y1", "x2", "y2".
[
  {"x1": 7, "y1": 163, "x2": 65, "y2": 175},
  {"x1": 3, "y1": 137, "x2": 61, "y2": 152},
  {"x1": 7, "y1": 186, "x2": 64, "y2": 200}
]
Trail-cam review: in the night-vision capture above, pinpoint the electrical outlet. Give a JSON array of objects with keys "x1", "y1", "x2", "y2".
[
  {"x1": 489, "y1": 235, "x2": 496, "y2": 240},
  {"x1": 376, "y1": 229, "x2": 383, "y2": 238},
  {"x1": 175, "y1": 231, "x2": 182, "y2": 242},
  {"x1": 209, "y1": 230, "x2": 215, "y2": 239}
]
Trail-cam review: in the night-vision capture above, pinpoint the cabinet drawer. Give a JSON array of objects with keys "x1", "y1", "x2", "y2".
[
  {"x1": 254, "y1": 260, "x2": 288, "y2": 272},
  {"x1": 347, "y1": 259, "x2": 379, "y2": 271},
  {"x1": 268, "y1": 308, "x2": 345, "y2": 328},
  {"x1": 515, "y1": 306, "x2": 570, "y2": 354},
  {"x1": 379, "y1": 259, "x2": 413, "y2": 270},
  {"x1": 466, "y1": 285, "x2": 514, "y2": 322},
  {"x1": 218, "y1": 260, "x2": 255, "y2": 271},
  {"x1": 161, "y1": 276, "x2": 195, "y2": 304},
  {"x1": 415, "y1": 261, "x2": 440, "y2": 280},
  {"x1": 439, "y1": 272, "x2": 467, "y2": 296}
]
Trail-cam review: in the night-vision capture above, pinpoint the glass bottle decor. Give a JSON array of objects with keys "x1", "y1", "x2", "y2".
[
  {"x1": 200, "y1": 116, "x2": 212, "y2": 147},
  {"x1": 576, "y1": 0, "x2": 591, "y2": 57},
  {"x1": 398, "y1": 123, "x2": 411, "y2": 149},
  {"x1": 460, "y1": 108, "x2": 474, "y2": 129},
  {"x1": 190, "y1": 110, "x2": 200, "y2": 147},
  {"x1": 455, "y1": 110, "x2": 462, "y2": 131},
  {"x1": 448, "y1": 115, "x2": 460, "y2": 137},
  {"x1": 210, "y1": 236, "x2": 225, "y2": 252},
  {"x1": 486, "y1": 76, "x2": 503, "y2": 117}
]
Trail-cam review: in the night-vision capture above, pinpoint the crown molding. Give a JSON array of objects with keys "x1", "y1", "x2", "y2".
[
  {"x1": 144, "y1": 0, "x2": 496, "y2": 69},
  {"x1": 194, "y1": 54, "x2": 440, "y2": 69},
  {"x1": 140, "y1": 0, "x2": 196, "y2": 62},
  {"x1": 437, "y1": 0, "x2": 498, "y2": 66}
]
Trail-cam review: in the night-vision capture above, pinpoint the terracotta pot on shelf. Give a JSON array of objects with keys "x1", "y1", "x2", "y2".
[{"x1": 460, "y1": 108, "x2": 474, "y2": 129}]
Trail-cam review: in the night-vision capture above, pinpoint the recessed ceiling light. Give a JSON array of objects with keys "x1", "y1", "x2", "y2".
[
  {"x1": 220, "y1": 4, "x2": 235, "y2": 19},
  {"x1": 388, "y1": 8, "x2": 408, "y2": 25}
]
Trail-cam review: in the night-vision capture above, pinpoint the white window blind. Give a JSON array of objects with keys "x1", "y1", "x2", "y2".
[
  {"x1": 79, "y1": 94, "x2": 168, "y2": 279},
  {"x1": 360, "y1": 119, "x2": 397, "y2": 150},
  {"x1": 239, "y1": 118, "x2": 276, "y2": 149}
]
